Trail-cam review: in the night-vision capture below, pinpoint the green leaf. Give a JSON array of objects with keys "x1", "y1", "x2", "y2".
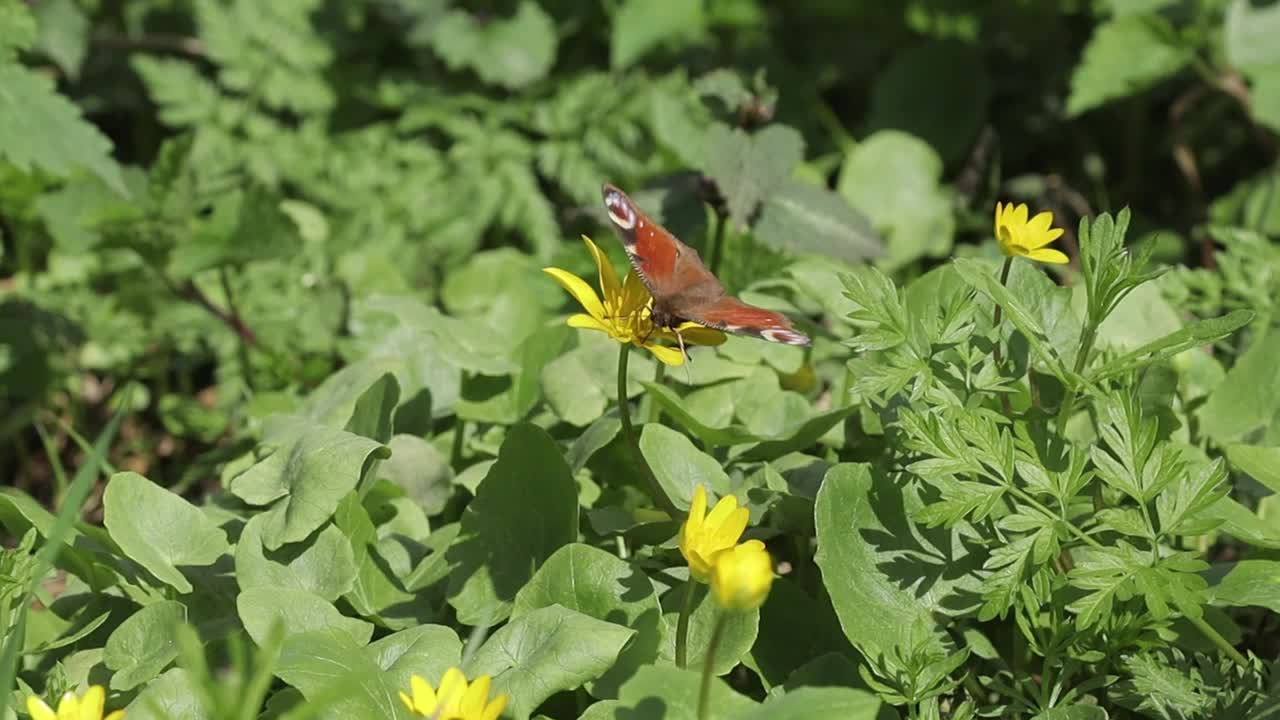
[
  {"x1": 814, "y1": 464, "x2": 947, "y2": 656},
  {"x1": 661, "y1": 582, "x2": 759, "y2": 675},
  {"x1": 639, "y1": 423, "x2": 732, "y2": 510},
  {"x1": 1198, "y1": 327, "x2": 1280, "y2": 442},
  {"x1": 430, "y1": 1, "x2": 557, "y2": 90},
  {"x1": 124, "y1": 668, "x2": 204, "y2": 720},
  {"x1": 446, "y1": 424, "x2": 579, "y2": 625},
  {"x1": 704, "y1": 123, "x2": 804, "y2": 230},
  {"x1": 103, "y1": 601, "x2": 185, "y2": 691},
  {"x1": 378, "y1": 434, "x2": 455, "y2": 516},
  {"x1": 867, "y1": 40, "x2": 990, "y2": 164},
  {"x1": 743, "y1": 687, "x2": 884, "y2": 720},
  {"x1": 1209, "y1": 560, "x2": 1280, "y2": 613},
  {"x1": 32, "y1": 0, "x2": 89, "y2": 79},
  {"x1": 1225, "y1": 443, "x2": 1280, "y2": 493},
  {"x1": 237, "y1": 586, "x2": 373, "y2": 648},
  {"x1": 739, "y1": 405, "x2": 859, "y2": 462},
  {"x1": 234, "y1": 515, "x2": 357, "y2": 602},
  {"x1": 611, "y1": 0, "x2": 706, "y2": 69},
  {"x1": 228, "y1": 416, "x2": 389, "y2": 550},
  {"x1": 1093, "y1": 310, "x2": 1254, "y2": 382},
  {"x1": 641, "y1": 382, "x2": 762, "y2": 447},
  {"x1": 615, "y1": 665, "x2": 757, "y2": 719},
  {"x1": 0, "y1": 0, "x2": 37, "y2": 57},
  {"x1": 273, "y1": 628, "x2": 403, "y2": 720},
  {"x1": 1067, "y1": 16, "x2": 1189, "y2": 116},
  {"x1": 368, "y1": 624, "x2": 463, "y2": 699},
  {"x1": 333, "y1": 492, "x2": 423, "y2": 629},
  {"x1": 512, "y1": 543, "x2": 665, "y2": 698},
  {"x1": 102, "y1": 472, "x2": 230, "y2": 594},
  {"x1": 0, "y1": 65, "x2": 126, "y2": 194},
  {"x1": 469, "y1": 605, "x2": 635, "y2": 720},
  {"x1": 837, "y1": 130, "x2": 953, "y2": 269},
  {"x1": 343, "y1": 372, "x2": 399, "y2": 444},
  {"x1": 1250, "y1": 65, "x2": 1280, "y2": 133},
  {"x1": 747, "y1": 578, "x2": 851, "y2": 689},
  {"x1": 1224, "y1": 0, "x2": 1280, "y2": 71},
  {"x1": 753, "y1": 179, "x2": 883, "y2": 263},
  {"x1": 953, "y1": 258, "x2": 1072, "y2": 379}
]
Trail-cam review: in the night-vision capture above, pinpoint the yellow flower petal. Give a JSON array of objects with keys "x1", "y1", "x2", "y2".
[
  {"x1": 1025, "y1": 247, "x2": 1070, "y2": 264},
  {"x1": 582, "y1": 235, "x2": 624, "y2": 307},
  {"x1": 410, "y1": 674, "x2": 437, "y2": 714},
  {"x1": 104, "y1": 714, "x2": 125, "y2": 720},
  {"x1": 78, "y1": 686, "x2": 105, "y2": 720},
  {"x1": 56, "y1": 692, "x2": 79, "y2": 720},
  {"x1": 437, "y1": 667, "x2": 468, "y2": 710},
  {"x1": 482, "y1": 694, "x2": 509, "y2": 720},
  {"x1": 1025, "y1": 226, "x2": 1065, "y2": 249},
  {"x1": 543, "y1": 267, "x2": 606, "y2": 321},
  {"x1": 567, "y1": 313, "x2": 615, "y2": 335},
  {"x1": 1027, "y1": 211, "x2": 1054, "y2": 235},
  {"x1": 642, "y1": 341, "x2": 687, "y2": 367},
  {"x1": 460, "y1": 675, "x2": 492, "y2": 716},
  {"x1": 709, "y1": 541, "x2": 774, "y2": 611},
  {"x1": 26, "y1": 697, "x2": 57, "y2": 720},
  {"x1": 619, "y1": 271, "x2": 652, "y2": 317},
  {"x1": 1011, "y1": 203, "x2": 1028, "y2": 226},
  {"x1": 703, "y1": 493, "x2": 740, "y2": 528}
]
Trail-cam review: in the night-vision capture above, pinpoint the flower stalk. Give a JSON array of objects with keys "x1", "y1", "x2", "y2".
[
  {"x1": 697, "y1": 612, "x2": 728, "y2": 720},
  {"x1": 617, "y1": 343, "x2": 681, "y2": 518},
  {"x1": 676, "y1": 579, "x2": 695, "y2": 668}
]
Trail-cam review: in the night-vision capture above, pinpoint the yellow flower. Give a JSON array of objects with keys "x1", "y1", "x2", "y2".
[
  {"x1": 543, "y1": 236, "x2": 725, "y2": 366},
  {"x1": 27, "y1": 685, "x2": 125, "y2": 720},
  {"x1": 994, "y1": 202, "x2": 1068, "y2": 264},
  {"x1": 399, "y1": 667, "x2": 507, "y2": 720},
  {"x1": 679, "y1": 485, "x2": 750, "y2": 582},
  {"x1": 709, "y1": 541, "x2": 774, "y2": 611}
]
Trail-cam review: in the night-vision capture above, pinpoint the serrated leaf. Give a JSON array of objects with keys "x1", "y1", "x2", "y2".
[
  {"x1": 704, "y1": 123, "x2": 804, "y2": 230},
  {"x1": 0, "y1": 65, "x2": 126, "y2": 194},
  {"x1": 1067, "y1": 16, "x2": 1188, "y2": 116},
  {"x1": 1092, "y1": 309, "x2": 1253, "y2": 382},
  {"x1": 611, "y1": 0, "x2": 706, "y2": 70}
]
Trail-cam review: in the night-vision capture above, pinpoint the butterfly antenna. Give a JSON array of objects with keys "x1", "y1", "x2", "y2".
[{"x1": 674, "y1": 327, "x2": 693, "y2": 383}]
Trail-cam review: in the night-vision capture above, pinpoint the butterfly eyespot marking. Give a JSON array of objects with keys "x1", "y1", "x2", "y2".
[
  {"x1": 761, "y1": 328, "x2": 812, "y2": 346},
  {"x1": 603, "y1": 192, "x2": 636, "y2": 231}
]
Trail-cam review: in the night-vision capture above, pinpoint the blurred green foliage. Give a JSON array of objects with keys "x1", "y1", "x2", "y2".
[{"x1": 2, "y1": 1, "x2": 1280, "y2": 719}]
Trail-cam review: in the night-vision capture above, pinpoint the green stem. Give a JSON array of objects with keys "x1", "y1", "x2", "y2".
[
  {"x1": 1051, "y1": 323, "x2": 1098, "y2": 462},
  {"x1": 1008, "y1": 486, "x2": 1104, "y2": 550},
  {"x1": 992, "y1": 257, "x2": 1014, "y2": 415},
  {"x1": 617, "y1": 343, "x2": 682, "y2": 518},
  {"x1": 706, "y1": 212, "x2": 728, "y2": 277},
  {"x1": 644, "y1": 362, "x2": 666, "y2": 424},
  {"x1": 1188, "y1": 613, "x2": 1249, "y2": 667},
  {"x1": 676, "y1": 580, "x2": 696, "y2": 669},
  {"x1": 697, "y1": 612, "x2": 728, "y2": 720}
]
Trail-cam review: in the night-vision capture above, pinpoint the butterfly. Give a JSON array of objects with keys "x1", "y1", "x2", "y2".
[{"x1": 601, "y1": 183, "x2": 811, "y2": 349}]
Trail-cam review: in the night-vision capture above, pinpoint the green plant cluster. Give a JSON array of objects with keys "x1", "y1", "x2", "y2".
[{"x1": 1, "y1": 1, "x2": 1279, "y2": 719}]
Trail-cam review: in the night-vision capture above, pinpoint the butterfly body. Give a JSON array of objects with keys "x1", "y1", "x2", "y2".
[{"x1": 601, "y1": 183, "x2": 811, "y2": 346}]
